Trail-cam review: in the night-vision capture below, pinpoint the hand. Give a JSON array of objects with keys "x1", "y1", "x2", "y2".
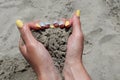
[
  {"x1": 17, "y1": 22, "x2": 61, "y2": 80},
  {"x1": 63, "y1": 13, "x2": 91, "y2": 80},
  {"x1": 66, "y1": 13, "x2": 84, "y2": 64}
]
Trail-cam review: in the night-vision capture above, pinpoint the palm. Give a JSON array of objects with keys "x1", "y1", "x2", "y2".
[{"x1": 67, "y1": 33, "x2": 84, "y2": 61}]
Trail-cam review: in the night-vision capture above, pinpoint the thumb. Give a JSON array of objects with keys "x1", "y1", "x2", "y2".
[
  {"x1": 72, "y1": 10, "x2": 82, "y2": 35},
  {"x1": 16, "y1": 20, "x2": 37, "y2": 45}
]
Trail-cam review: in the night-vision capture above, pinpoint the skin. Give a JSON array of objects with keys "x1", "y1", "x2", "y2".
[
  {"x1": 18, "y1": 22, "x2": 61, "y2": 80},
  {"x1": 63, "y1": 14, "x2": 91, "y2": 80},
  {"x1": 18, "y1": 13, "x2": 91, "y2": 80}
]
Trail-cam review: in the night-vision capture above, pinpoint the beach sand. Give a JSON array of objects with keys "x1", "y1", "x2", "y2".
[{"x1": 0, "y1": 0, "x2": 120, "y2": 80}]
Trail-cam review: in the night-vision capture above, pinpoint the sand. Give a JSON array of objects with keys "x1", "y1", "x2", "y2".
[{"x1": 0, "y1": 0, "x2": 120, "y2": 80}]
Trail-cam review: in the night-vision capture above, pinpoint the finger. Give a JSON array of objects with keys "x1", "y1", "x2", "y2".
[
  {"x1": 19, "y1": 38, "x2": 27, "y2": 56},
  {"x1": 16, "y1": 20, "x2": 37, "y2": 45},
  {"x1": 65, "y1": 18, "x2": 72, "y2": 28},
  {"x1": 58, "y1": 18, "x2": 66, "y2": 29},
  {"x1": 71, "y1": 12, "x2": 82, "y2": 35},
  {"x1": 28, "y1": 20, "x2": 41, "y2": 30}
]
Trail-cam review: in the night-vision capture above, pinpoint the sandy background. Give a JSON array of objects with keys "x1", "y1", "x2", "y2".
[{"x1": 0, "y1": 0, "x2": 120, "y2": 80}]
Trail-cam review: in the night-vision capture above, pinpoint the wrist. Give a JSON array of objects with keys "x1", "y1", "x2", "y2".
[
  {"x1": 65, "y1": 54, "x2": 83, "y2": 65},
  {"x1": 66, "y1": 51, "x2": 83, "y2": 61},
  {"x1": 65, "y1": 58, "x2": 83, "y2": 67}
]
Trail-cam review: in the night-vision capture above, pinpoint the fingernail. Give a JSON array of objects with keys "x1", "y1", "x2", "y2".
[
  {"x1": 50, "y1": 24, "x2": 55, "y2": 28},
  {"x1": 58, "y1": 21, "x2": 64, "y2": 29},
  {"x1": 76, "y1": 10, "x2": 80, "y2": 17},
  {"x1": 45, "y1": 22, "x2": 50, "y2": 29},
  {"x1": 53, "y1": 20, "x2": 59, "y2": 28},
  {"x1": 16, "y1": 20, "x2": 23, "y2": 28},
  {"x1": 40, "y1": 22, "x2": 45, "y2": 29},
  {"x1": 65, "y1": 20, "x2": 70, "y2": 27},
  {"x1": 35, "y1": 23, "x2": 41, "y2": 28},
  {"x1": 40, "y1": 22, "x2": 45, "y2": 27}
]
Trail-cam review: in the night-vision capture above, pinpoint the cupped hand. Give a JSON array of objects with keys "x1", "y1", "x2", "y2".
[
  {"x1": 17, "y1": 22, "x2": 61, "y2": 80},
  {"x1": 63, "y1": 12, "x2": 92, "y2": 80},
  {"x1": 66, "y1": 13, "x2": 84, "y2": 64}
]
